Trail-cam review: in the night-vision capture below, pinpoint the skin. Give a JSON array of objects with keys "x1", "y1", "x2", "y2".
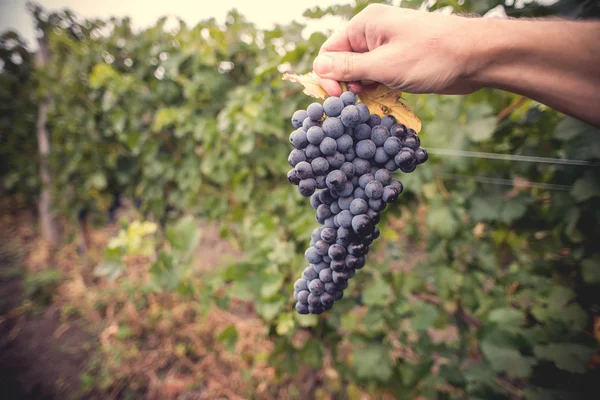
[{"x1": 313, "y1": 4, "x2": 600, "y2": 127}]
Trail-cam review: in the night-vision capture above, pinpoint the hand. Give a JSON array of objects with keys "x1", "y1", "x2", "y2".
[{"x1": 313, "y1": 4, "x2": 483, "y2": 97}]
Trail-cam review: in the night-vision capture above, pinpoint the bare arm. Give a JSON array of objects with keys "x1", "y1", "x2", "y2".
[{"x1": 313, "y1": 5, "x2": 600, "y2": 127}]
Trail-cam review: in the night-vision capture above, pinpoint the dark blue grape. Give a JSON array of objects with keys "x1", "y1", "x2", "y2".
[
  {"x1": 319, "y1": 137, "x2": 337, "y2": 156},
  {"x1": 295, "y1": 161, "x2": 313, "y2": 180},
  {"x1": 296, "y1": 302, "x2": 309, "y2": 314},
  {"x1": 326, "y1": 151, "x2": 345, "y2": 169},
  {"x1": 297, "y1": 290, "x2": 309, "y2": 304},
  {"x1": 338, "y1": 181, "x2": 354, "y2": 197},
  {"x1": 350, "y1": 175, "x2": 359, "y2": 187},
  {"x1": 352, "y1": 158, "x2": 371, "y2": 175},
  {"x1": 312, "y1": 227, "x2": 323, "y2": 242},
  {"x1": 337, "y1": 210, "x2": 354, "y2": 229},
  {"x1": 326, "y1": 170, "x2": 347, "y2": 191},
  {"x1": 323, "y1": 217, "x2": 336, "y2": 228},
  {"x1": 382, "y1": 186, "x2": 399, "y2": 203},
  {"x1": 288, "y1": 149, "x2": 306, "y2": 166},
  {"x1": 315, "y1": 175, "x2": 326, "y2": 189},
  {"x1": 350, "y1": 198, "x2": 368, "y2": 216},
  {"x1": 336, "y1": 134, "x2": 353, "y2": 153},
  {"x1": 354, "y1": 187, "x2": 367, "y2": 200},
  {"x1": 348, "y1": 242, "x2": 366, "y2": 256},
  {"x1": 347, "y1": 269, "x2": 355, "y2": 279},
  {"x1": 289, "y1": 129, "x2": 308, "y2": 149},
  {"x1": 334, "y1": 290, "x2": 344, "y2": 300},
  {"x1": 319, "y1": 268, "x2": 333, "y2": 283},
  {"x1": 294, "y1": 278, "x2": 308, "y2": 291},
  {"x1": 323, "y1": 117, "x2": 345, "y2": 138},
  {"x1": 310, "y1": 192, "x2": 322, "y2": 209},
  {"x1": 337, "y1": 226, "x2": 352, "y2": 241},
  {"x1": 328, "y1": 243, "x2": 347, "y2": 260},
  {"x1": 356, "y1": 103, "x2": 370, "y2": 123},
  {"x1": 332, "y1": 271, "x2": 348, "y2": 284},
  {"x1": 320, "y1": 292, "x2": 335, "y2": 308},
  {"x1": 340, "y1": 91, "x2": 356, "y2": 106},
  {"x1": 319, "y1": 189, "x2": 334, "y2": 205},
  {"x1": 381, "y1": 115, "x2": 397, "y2": 129},
  {"x1": 355, "y1": 139, "x2": 376, "y2": 159},
  {"x1": 305, "y1": 246, "x2": 322, "y2": 264},
  {"x1": 316, "y1": 204, "x2": 332, "y2": 223},
  {"x1": 390, "y1": 179, "x2": 403, "y2": 194},
  {"x1": 292, "y1": 110, "x2": 308, "y2": 128},
  {"x1": 330, "y1": 259, "x2": 345, "y2": 272},
  {"x1": 366, "y1": 208, "x2": 380, "y2": 224},
  {"x1": 354, "y1": 124, "x2": 371, "y2": 140},
  {"x1": 344, "y1": 147, "x2": 356, "y2": 161},
  {"x1": 368, "y1": 114, "x2": 381, "y2": 128},
  {"x1": 371, "y1": 125, "x2": 390, "y2": 146},
  {"x1": 330, "y1": 201, "x2": 341, "y2": 215},
  {"x1": 314, "y1": 240, "x2": 329, "y2": 257},
  {"x1": 368, "y1": 198, "x2": 386, "y2": 212},
  {"x1": 390, "y1": 123, "x2": 407, "y2": 139},
  {"x1": 403, "y1": 134, "x2": 420, "y2": 150},
  {"x1": 323, "y1": 96, "x2": 344, "y2": 117},
  {"x1": 311, "y1": 157, "x2": 329, "y2": 176},
  {"x1": 372, "y1": 226, "x2": 381, "y2": 240},
  {"x1": 340, "y1": 162, "x2": 355, "y2": 178},
  {"x1": 304, "y1": 144, "x2": 322, "y2": 160},
  {"x1": 385, "y1": 159, "x2": 398, "y2": 172},
  {"x1": 337, "y1": 196, "x2": 353, "y2": 211},
  {"x1": 374, "y1": 147, "x2": 389, "y2": 164},
  {"x1": 375, "y1": 169, "x2": 392, "y2": 185},
  {"x1": 287, "y1": 169, "x2": 300, "y2": 185},
  {"x1": 400, "y1": 162, "x2": 417, "y2": 173},
  {"x1": 308, "y1": 279, "x2": 325, "y2": 295},
  {"x1": 341, "y1": 105, "x2": 361, "y2": 127},
  {"x1": 307, "y1": 293, "x2": 321, "y2": 306},
  {"x1": 303, "y1": 117, "x2": 320, "y2": 130},
  {"x1": 415, "y1": 148, "x2": 428, "y2": 164},
  {"x1": 307, "y1": 102, "x2": 324, "y2": 121},
  {"x1": 351, "y1": 214, "x2": 372, "y2": 234},
  {"x1": 358, "y1": 173, "x2": 374, "y2": 189},
  {"x1": 298, "y1": 179, "x2": 316, "y2": 196},
  {"x1": 306, "y1": 126, "x2": 325, "y2": 145},
  {"x1": 308, "y1": 304, "x2": 323, "y2": 314},
  {"x1": 303, "y1": 265, "x2": 319, "y2": 281},
  {"x1": 383, "y1": 136, "x2": 402, "y2": 155},
  {"x1": 394, "y1": 148, "x2": 415, "y2": 167},
  {"x1": 320, "y1": 227, "x2": 337, "y2": 243},
  {"x1": 324, "y1": 281, "x2": 337, "y2": 294}
]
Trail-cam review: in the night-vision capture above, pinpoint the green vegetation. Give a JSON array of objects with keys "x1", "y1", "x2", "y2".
[{"x1": 1, "y1": 0, "x2": 599, "y2": 398}]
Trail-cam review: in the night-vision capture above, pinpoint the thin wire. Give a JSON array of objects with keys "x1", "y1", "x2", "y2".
[
  {"x1": 427, "y1": 148, "x2": 599, "y2": 167},
  {"x1": 438, "y1": 173, "x2": 573, "y2": 191}
]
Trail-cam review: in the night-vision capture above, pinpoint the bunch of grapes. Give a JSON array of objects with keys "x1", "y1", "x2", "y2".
[{"x1": 287, "y1": 91, "x2": 429, "y2": 314}]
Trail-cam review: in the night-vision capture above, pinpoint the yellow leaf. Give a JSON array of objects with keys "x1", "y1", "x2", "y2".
[
  {"x1": 282, "y1": 71, "x2": 328, "y2": 99},
  {"x1": 281, "y1": 72, "x2": 421, "y2": 133},
  {"x1": 358, "y1": 85, "x2": 422, "y2": 133}
]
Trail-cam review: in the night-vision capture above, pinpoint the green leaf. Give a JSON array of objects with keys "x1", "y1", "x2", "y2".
[
  {"x1": 165, "y1": 215, "x2": 201, "y2": 259},
  {"x1": 481, "y1": 342, "x2": 535, "y2": 378},
  {"x1": 581, "y1": 256, "x2": 600, "y2": 284},
  {"x1": 554, "y1": 117, "x2": 597, "y2": 141},
  {"x1": 488, "y1": 308, "x2": 525, "y2": 328},
  {"x1": 571, "y1": 173, "x2": 600, "y2": 202},
  {"x1": 93, "y1": 260, "x2": 125, "y2": 281},
  {"x1": 533, "y1": 343, "x2": 595, "y2": 373},
  {"x1": 352, "y1": 341, "x2": 393, "y2": 382},
  {"x1": 426, "y1": 206, "x2": 459, "y2": 238},
  {"x1": 216, "y1": 324, "x2": 238, "y2": 353},
  {"x1": 362, "y1": 279, "x2": 393, "y2": 306},
  {"x1": 260, "y1": 272, "x2": 284, "y2": 299},
  {"x1": 255, "y1": 298, "x2": 285, "y2": 322},
  {"x1": 411, "y1": 301, "x2": 439, "y2": 331},
  {"x1": 300, "y1": 338, "x2": 323, "y2": 369}
]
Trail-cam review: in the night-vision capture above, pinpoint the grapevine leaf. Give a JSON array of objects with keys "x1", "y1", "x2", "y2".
[
  {"x1": 352, "y1": 340, "x2": 393, "y2": 382},
  {"x1": 216, "y1": 324, "x2": 238, "y2": 353},
  {"x1": 281, "y1": 72, "x2": 421, "y2": 132},
  {"x1": 533, "y1": 343, "x2": 595, "y2": 374},
  {"x1": 281, "y1": 71, "x2": 327, "y2": 99},
  {"x1": 358, "y1": 85, "x2": 422, "y2": 133},
  {"x1": 481, "y1": 342, "x2": 535, "y2": 378}
]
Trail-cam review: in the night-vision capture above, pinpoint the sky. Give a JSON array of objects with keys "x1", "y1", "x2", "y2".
[{"x1": 0, "y1": 0, "x2": 351, "y2": 49}]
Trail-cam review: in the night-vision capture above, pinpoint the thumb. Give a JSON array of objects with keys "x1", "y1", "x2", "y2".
[{"x1": 313, "y1": 51, "x2": 375, "y2": 83}]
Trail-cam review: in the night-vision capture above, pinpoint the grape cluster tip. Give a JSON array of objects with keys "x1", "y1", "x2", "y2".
[{"x1": 287, "y1": 91, "x2": 429, "y2": 315}]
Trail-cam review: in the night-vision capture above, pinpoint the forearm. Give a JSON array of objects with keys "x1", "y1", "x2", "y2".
[{"x1": 467, "y1": 18, "x2": 600, "y2": 126}]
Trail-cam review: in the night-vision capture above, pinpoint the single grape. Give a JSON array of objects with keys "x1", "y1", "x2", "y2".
[
  {"x1": 390, "y1": 123, "x2": 408, "y2": 139},
  {"x1": 332, "y1": 271, "x2": 348, "y2": 284},
  {"x1": 336, "y1": 134, "x2": 354, "y2": 153},
  {"x1": 340, "y1": 162, "x2": 355, "y2": 178},
  {"x1": 304, "y1": 144, "x2": 322, "y2": 160},
  {"x1": 350, "y1": 175, "x2": 359, "y2": 187},
  {"x1": 400, "y1": 162, "x2": 417, "y2": 173},
  {"x1": 354, "y1": 124, "x2": 372, "y2": 140},
  {"x1": 307, "y1": 102, "x2": 324, "y2": 121},
  {"x1": 303, "y1": 118, "x2": 320, "y2": 130},
  {"x1": 337, "y1": 226, "x2": 352, "y2": 242},
  {"x1": 337, "y1": 210, "x2": 354, "y2": 229},
  {"x1": 320, "y1": 227, "x2": 337, "y2": 244},
  {"x1": 306, "y1": 126, "x2": 325, "y2": 145},
  {"x1": 415, "y1": 148, "x2": 428, "y2": 164},
  {"x1": 355, "y1": 139, "x2": 376, "y2": 159},
  {"x1": 368, "y1": 114, "x2": 381, "y2": 128},
  {"x1": 383, "y1": 136, "x2": 402, "y2": 156},
  {"x1": 351, "y1": 214, "x2": 372, "y2": 234},
  {"x1": 297, "y1": 290, "x2": 309, "y2": 304},
  {"x1": 295, "y1": 161, "x2": 313, "y2": 180},
  {"x1": 319, "y1": 268, "x2": 333, "y2": 283},
  {"x1": 371, "y1": 125, "x2": 390, "y2": 146},
  {"x1": 296, "y1": 302, "x2": 309, "y2": 314},
  {"x1": 330, "y1": 201, "x2": 341, "y2": 214},
  {"x1": 382, "y1": 186, "x2": 399, "y2": 203},
  {"x1": 358, "y1": 173, "x2": 375, "y2": 189},
  {"x1": 323, "y1": 96, "x2": 344, "y2": 117},
  {"x1": 324, "y1": 281, "x2": 337, "y2": 294},
  {"x1": 316, "y1": 204, "x2": 332, "y2": 223},
  {"x1": 390, "y1": 179, "x2": 403, "y2": 195},
  {"x1": 319, "y1": 136, "x2": 337, "y2": 156},
  {"x1": 340, "y1": 91, "x2": 356, "y2": 106},
  {"x1": 381, "y1": 115, "x2": 397, "y2": 130},
  {"x1": 352, "y1": 158, "x2": 371, "y2": 175},
  {"x1": 307, "y1": 293, "x2": 321, "y2": 306},
  {"x1": 292, "y1": 110, "x2": 308, "y2": 128},
  {"x1": 341, "y1": 105, "x2": 361, "y2": 127},
  {"x1": 305, "y1": 246, "x2": 322, "y2": 264},
  {"x1": 330, "y1": 259, "x2": 345, "y2": 272},
  {"x1": 320, "y1": 292, "x2": 335, "y2": 308},
  {"x1": 310, "y1": 192, "x2": 322, "y2": 209},
  {"x1": 374, "y1": 147, "x2": 390, "y2": 164},
  {"x1": 368, "y1": 198, "x2": 386, "y2": 212},
  {"x1": 302, "y1": 265, "x2": 319, "y2": 281},
  {"x1": 323, "y1": 217, "x2": 336, "y2": 228},
  {"x1": 308, "y1": 304, "x2": 323, "y2": 314},
  {"x1": 334, "y1": 290, "x2": 344, "y2": 300},
  {"x1": 347, "y1": 269, "x2": 356, "y2": 279},
  {"x1": 308, "y1": 279, "x2": 325, "y2": 295},
  {"x1": 298, "y1": 179, "x2": 316, "y2": 196},
  {"x1": 356, "y1": 103, "x2": 371, "y2": 123},
  {"x1": 311, "y1": 157, "x2": 330, "y2": 176},
  {"x1": 347, "y1": 242, "x2": 366, "y2": 256},
  {"x1": 328, "y1": 243, "x2": 347, "y2": 260},
  {"x1": 294, "y1": 278, "x2": 308, "y2": 292},
  {"x1": 326, "y1": 151, "x2": 345, "y2": 169},
  {"x1": 326, "y1": 170, "x2": 347, "y2": 191},
  {"x1": 288, "y1": 149, "x2": 306, "y2": 167},
  {"x1": 385, "y1": 159, "x2": 399, "y2": 172},
  {"x1": 403, "y1": 134, "x2": 420, "y2": 150},
  {"x1": 289, "y1": 129, "x2": 308, "y2": 149},
  {"x1": 344, "y1": 147, "x2": 356, "y2": 161},
  {"x1": 337, "y1": 181, "x2": 354, "y2": 197},
  {"x1": 375, "y1": 169, "x2": 392, "y2": 185},
  {"x1": 287, "y1": 169, "x2": 300, "y2": 185},
  {"x1": 315, "y1": 175, "x2": 326, "y2": 189},
  {"x1": 354, "y1": 187, "x2": 367, "y2": 200},
  {"x1": 394, "y1": 148, "x2": 415, "y2": 167},
  {"x1": 350, "y1": 198, "x2": 369, "y2": 215},
  {"x1": 323, "y1": 117, "x2": 345, "y2": 139}
]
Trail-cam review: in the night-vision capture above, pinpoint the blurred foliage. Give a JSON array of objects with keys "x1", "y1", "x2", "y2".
[{"x1": 1, "y1": 0, "x2": 599, "y2": 398}]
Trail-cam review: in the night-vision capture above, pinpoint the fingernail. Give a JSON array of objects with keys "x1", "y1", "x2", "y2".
[{"x1": 313, "y1": 55, "x2": 333, "y2": 75}]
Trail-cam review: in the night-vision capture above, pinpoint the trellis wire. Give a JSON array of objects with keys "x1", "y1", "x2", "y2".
[{"x1": 426, "y1": 148, "x2": 599, "y2": 167}]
